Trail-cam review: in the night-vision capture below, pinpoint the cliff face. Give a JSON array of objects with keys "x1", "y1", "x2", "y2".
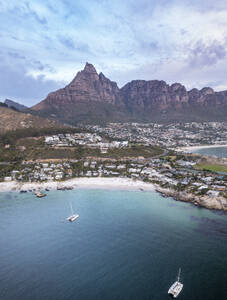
[
  {"x1": 31, "y1": 63, "x2": 227, "y2": 124},
  {"x1": 121, "y1": 81, "x2": 189, "y2": 111},
  {"x1": 121, "y1": 81, "x2": 227, "y2": 110}
]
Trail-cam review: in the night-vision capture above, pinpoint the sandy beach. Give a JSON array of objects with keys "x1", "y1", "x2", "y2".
[
  {"x1": 0, "y1": 177, "x2": 156, "y2": 193},
  {"x1": 176, "y1": 144, "x2": 227, "y2": 153},
  {"x1": 0, "y1": 177, "x2": 226, "y2": 211}
]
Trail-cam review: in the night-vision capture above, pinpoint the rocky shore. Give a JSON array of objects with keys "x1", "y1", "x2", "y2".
[{"x1": 155, "y1": 186, "x2": 227, "y2": 211}]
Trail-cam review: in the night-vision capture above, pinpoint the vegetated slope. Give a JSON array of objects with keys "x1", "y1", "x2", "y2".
[
  {"x1": 30, "y1": 63, "x2": 227, "y2": 124},
  {"x1": 0, "y1": 106, "x2": 63, "y2": 134}
]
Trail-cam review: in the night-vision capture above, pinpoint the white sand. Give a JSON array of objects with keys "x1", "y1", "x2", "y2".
[
  {"x1": 0, "y1": 177, "x2": 156, "y2": 193},
  {"x1": 176, "y1": 144, "x2": 227, "y2": 153}
]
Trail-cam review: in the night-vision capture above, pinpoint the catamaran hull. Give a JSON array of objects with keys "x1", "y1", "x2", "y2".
[
  {"x1": 67, "y1": 214, "x2": 79, "y2": 222},
  {"x1": 168, "y1": 281, "x2": 183, "y2": 298}
]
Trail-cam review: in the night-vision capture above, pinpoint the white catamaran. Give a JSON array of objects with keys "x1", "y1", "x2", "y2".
[
  {"x1": 168, "y1": 268, "x2": 183, "y2": 298},
  {"x1": 67, "y1": 201, "x2": 79, "y2": 222}
]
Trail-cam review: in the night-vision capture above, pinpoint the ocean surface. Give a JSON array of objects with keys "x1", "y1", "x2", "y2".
[
  {"x1": 192, "y1": 146, "x2": 227, "y2": 158},
  {"x1": 0, "y1": 189, "x2": 227, "y2": 300}
]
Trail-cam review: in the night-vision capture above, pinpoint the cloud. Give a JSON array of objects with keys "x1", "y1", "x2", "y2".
[
  {"x1": 1, "y1": 0, "x2": 227, "y2": 105},
  {"x1": 58, "y1": 35, "x2": 75, "y2": 50},
  {"x1": 0, "y1": 52, "x2": 64, "y2": 106},
  {"x1": 188, "y1": 40, "x2": 227, "y2": 67},
  {"x1": 8, "y1": 52, "x2": 26, "y2": 60}
]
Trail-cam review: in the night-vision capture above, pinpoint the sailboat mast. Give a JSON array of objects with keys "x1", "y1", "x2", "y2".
[
  {"x1": 70, "y1": 202, "x2": 74, "y2": 215},
  {"x1": 178, "y1": 268, "x2": 181, "y2": 282}
]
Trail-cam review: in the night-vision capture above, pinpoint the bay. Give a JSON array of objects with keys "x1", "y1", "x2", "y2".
[
  {"x1": 0, "y1": 189, "x2": 227, "y2": 300},
  {"x1": 192, "y1": 146, "x2": 227, "y2": 158}
]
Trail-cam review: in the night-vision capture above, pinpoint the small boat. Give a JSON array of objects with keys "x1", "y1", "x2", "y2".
[
  {"x1": 168, "y1": 268, "x2": 183, "y2": 298},
  {"x1": 34, "y1": 191, "x2": 46, "y2": 198},
  {"x1": 67, "y1": 201, "x2": 79, "y2": 222}
]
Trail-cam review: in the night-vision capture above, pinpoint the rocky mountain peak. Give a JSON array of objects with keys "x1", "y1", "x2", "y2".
[
  {"x1": 83, "y1": 62, "x2": 98, "y2": 74},
  {"x1": 68, "y1": 62, "x2": 99, "y2": 88},
  {"x1": 32, "y1": 63, "x2": 121, "y2": 115}
]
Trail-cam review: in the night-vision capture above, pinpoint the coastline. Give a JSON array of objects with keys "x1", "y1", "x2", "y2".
[
  {"x1": 0, "y1": 177, "x2": 226, "y2": 212},
  {"x1": 176, "y1": 144, "x2": 227, "y2": 153},
  {"x1": 0, "y1": 177, "x2": 156, "y2": 193}
]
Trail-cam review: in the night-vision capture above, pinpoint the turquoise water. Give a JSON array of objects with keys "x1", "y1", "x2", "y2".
[
  {"x1": 0, "y1": 189, "x2": 227, "y2": 300},
  {"x1": 192, "y1": 146, "x2": 227, "y2": 158}
]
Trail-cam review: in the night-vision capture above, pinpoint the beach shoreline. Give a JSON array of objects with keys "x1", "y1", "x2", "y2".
[
  {"x1": 0, "y1": 177, "x2": 156, "y2": 193},
  {"x1": 0, "y1": 177, "x2": 226, "y2": 212}
]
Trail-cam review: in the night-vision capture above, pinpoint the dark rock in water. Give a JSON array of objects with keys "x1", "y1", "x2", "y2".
[
  {"x1": 65, "y1": 186, "x2": 73, "y2": 190},
  {"x1": 57, "y1": 186, "x2": 73, "y2": 191}
]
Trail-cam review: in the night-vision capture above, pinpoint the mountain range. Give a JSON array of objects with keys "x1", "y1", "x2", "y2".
[{"x1": 19, "y1": 63, "x2": 227, "y2": 124}]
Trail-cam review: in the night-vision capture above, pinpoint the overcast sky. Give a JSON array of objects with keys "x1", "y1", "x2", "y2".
[{"x1": 1, "y1": 0, "x2": 227, "y2": 106}]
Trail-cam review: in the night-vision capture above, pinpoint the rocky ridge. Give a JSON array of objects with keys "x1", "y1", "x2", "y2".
[
  {"x1": 4, "y1": 99, "x2": 28, "y2": 111},
  {"x1": 31, "y1": 63, "x2": 227, "y2": 124}
]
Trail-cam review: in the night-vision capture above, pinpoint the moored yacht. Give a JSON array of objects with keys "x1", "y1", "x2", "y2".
[
  {"x1": 67, "y1": 201, "x2": 79, "y2": 222},
  {"x1": 67, "y1": 214, "x2": 79, "y2": 222},
  {"x1": 168, "y1": 268, "x2": 183, "y2": 298}
]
